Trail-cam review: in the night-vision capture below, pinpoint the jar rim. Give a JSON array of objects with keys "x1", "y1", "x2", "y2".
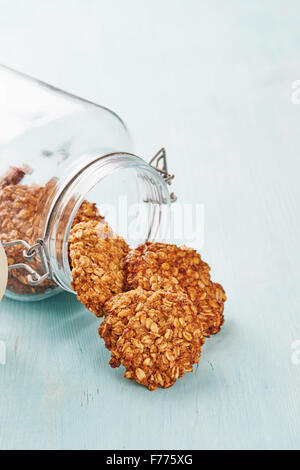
[
  {"x1": 45, "y1": 151, "x2": 171, "y2": 293},
  {"x1": 43, "y1": 151, "x2": 169, "y2": 239}
]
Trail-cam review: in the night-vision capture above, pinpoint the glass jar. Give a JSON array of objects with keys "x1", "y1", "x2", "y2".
[{"x1": 0, "y1": 65, "x2": 176, "y2": 302}]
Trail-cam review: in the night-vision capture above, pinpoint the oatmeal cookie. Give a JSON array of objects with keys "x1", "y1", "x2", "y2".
[
  {"x1": 126, "y1": 242, "x2": 226, "y2": 337},
  {"x1": 72, "y1": 200, "x2": 104, "y2": 228},
  {"x1": 0, "y1": 184, "x2": 55, "y2": 292},
  {"x1": 99, "y1": 288, "x2": 205, "y2": 390},
  {"x1": 0, "y1": 169, "x2": 104, "y2": 296},
  {"x1": 69, "y1": 220, "x2": 129, "y2": 316}
]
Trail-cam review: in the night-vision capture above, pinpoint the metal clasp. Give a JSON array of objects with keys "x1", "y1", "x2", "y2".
[
  {"x1": 149, "y1": 148, "x2": 177, "y2": 202},
  {"x1": 2, "y1": 239, "x2": 51, "y2": 286}
]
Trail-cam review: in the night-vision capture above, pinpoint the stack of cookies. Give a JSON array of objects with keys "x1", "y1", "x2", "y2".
[{"x1": 69, "y1": 221, "x2": 226, "y2": 391}]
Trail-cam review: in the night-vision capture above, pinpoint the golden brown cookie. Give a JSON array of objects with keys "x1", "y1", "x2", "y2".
[
  {"x1": 99, "y1": 288, "x2": 205, "y2": 390},
  {"x1": 0, "y1": 184, "x2": 55, "y2": 293},
  {"x1": 0, "y1": 173, "x2": 104, "y2": 296},
  {"x1": 0, "y1": 184, "x2": 43, "y2": 250},
  {"x1": 72, "y1": 200, "x2": 104, "y2": 228},
  {"x1": 99, "y1": 288, "x2": 139, "y2": 354},
  {"x1": 69, "y1": 220, "x2": 129, "y2": 316},
  {"x1": 126, "y1": 242, "x2": 226, "y2": 337}
]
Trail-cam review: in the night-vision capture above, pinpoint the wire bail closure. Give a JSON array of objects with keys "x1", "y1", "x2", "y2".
[
  {"x1": 2, "y1": 239, "x2": 51, "y2": 286},
  {"x1": 149, "y1": 148, "x2": 177, "y2": 203}
]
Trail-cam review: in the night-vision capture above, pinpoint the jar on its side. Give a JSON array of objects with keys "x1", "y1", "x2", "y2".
[{"x1": 0, "y1": 66, "x2": 174, "y2": 301}]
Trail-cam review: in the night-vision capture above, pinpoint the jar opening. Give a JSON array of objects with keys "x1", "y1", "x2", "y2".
[{"x1": 45, "y1": 152, "x2": 171, "y2": 293}]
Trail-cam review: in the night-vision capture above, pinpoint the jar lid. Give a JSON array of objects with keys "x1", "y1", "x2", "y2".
[{"x1": 0, "y1": 243, "x2": 8, "y2": 301}]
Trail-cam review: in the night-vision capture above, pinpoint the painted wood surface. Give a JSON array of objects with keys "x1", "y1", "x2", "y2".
[{"x1": 0, "y1": 0, "x2": 300, "y2": 450}]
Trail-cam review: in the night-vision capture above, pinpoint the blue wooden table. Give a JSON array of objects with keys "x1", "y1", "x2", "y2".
[{"x1": 0, "y1": 0, "x2": 300, "y2": 450}]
